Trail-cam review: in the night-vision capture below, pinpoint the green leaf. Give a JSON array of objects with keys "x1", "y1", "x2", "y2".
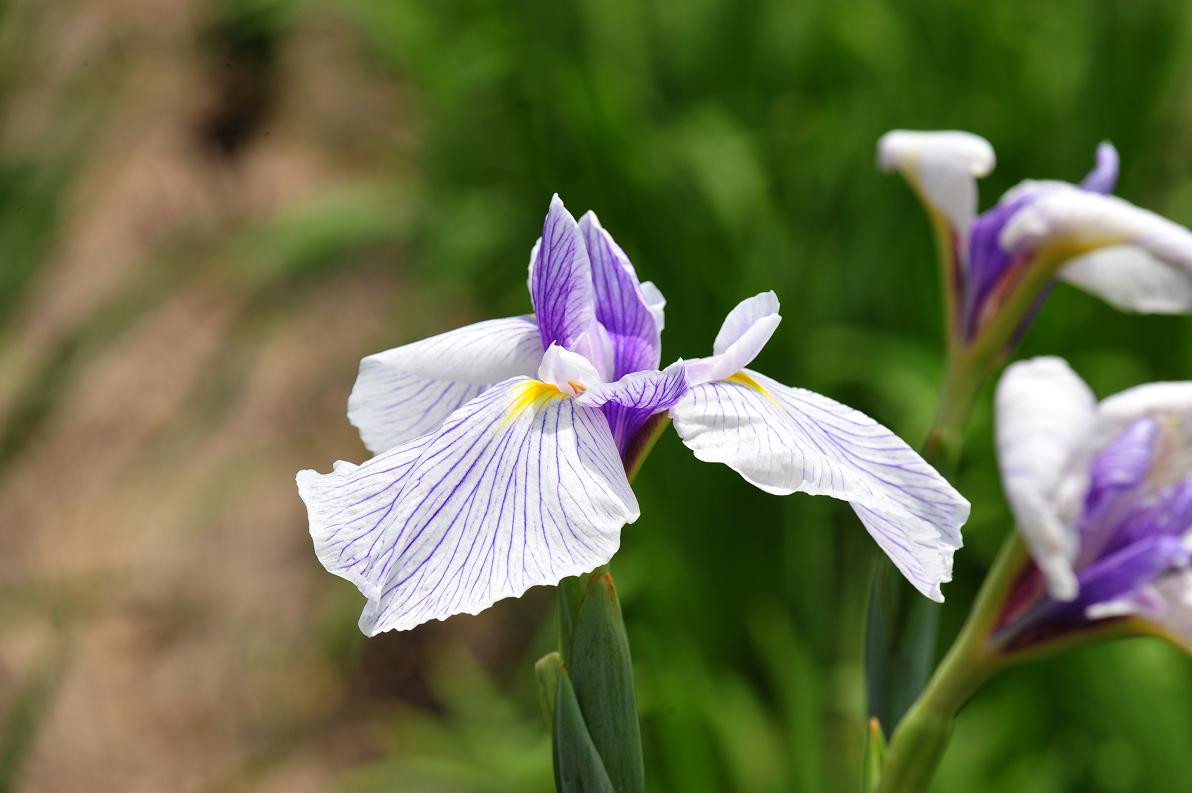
[
  {"x1": 553, "y1": 667, "x2": 616, "y2": 793},
  {"x1": 557, "y1": 567, "x2": 644, "y2": 793},
  {"x1": 536, "y1": 651, "x2": 563, "y2": 732},
  {"x1": 863, "y1": 716, "x2": 888, "y2": 793}
]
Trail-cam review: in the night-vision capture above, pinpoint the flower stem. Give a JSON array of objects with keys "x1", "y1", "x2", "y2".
[
  {"x1": 865, "y1": 347, "x2": 987, "y2": 730},
  {"x1": 876, "y1": 534, "x2": 1029, "y2": 793}
]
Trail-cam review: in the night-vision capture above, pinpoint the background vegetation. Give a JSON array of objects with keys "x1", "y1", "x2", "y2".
[{"x1": 0, "y1": 0, "x2": 1189, "y2": 790}]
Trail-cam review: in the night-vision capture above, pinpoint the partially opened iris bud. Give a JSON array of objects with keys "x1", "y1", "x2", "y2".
[
  {"x1": 879, "y1": 131, "x2": 1192, "y2": 361},
  {"x1": 991, "y1": 357, "x2": 1192, "y2": 656}
]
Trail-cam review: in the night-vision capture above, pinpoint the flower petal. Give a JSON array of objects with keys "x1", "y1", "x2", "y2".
[
  {"x1": 530, "y1": 195, "x2": 595, "y2": 350},
  {"x1": 579, "y1": 211, "x2": 663, "y2": 377},
  {"x1": 995, "y1": 357, "x2": 1098, "y2": 600},
  {"x1": 878, "y1": 130, "x2": 996, "y2": 237},
  {"x1": 1060, "y1": 245, "x2": 1192, "y2": 314},
  {"x1": 300, "y1": 378, "x2": 639, "y2": 634},
  {"x1": 1080, "y1": 142, "x2": 1119, "y2": 195},
  {"x1": 1000, "y1": 188, "x2": 1192, "y2": 310},
  {"x1": 538, "y1": 343, "x2": 602, "y2": 395},
  {"x1": 1093, "y1": 570, "x2": 1192, "y2": 652},
  {"x1": 640, "y1": 281, "x2": 666, "y2": 332},
  {"x1": 686, "y1": 293, "x2": 781, "y2": 385},
  {"x1": 671, "y1": 370, "x2": 970, "y2": 600},
  {"x1": 348, "y1": 316, "x2": 543, "y2": 453},
  {"x1": 577, "y1": 361, "x2": 689, "y2": 452}
]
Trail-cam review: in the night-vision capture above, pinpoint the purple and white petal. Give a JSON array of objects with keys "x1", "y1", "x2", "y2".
[
  {"x1": 299, "y1": 377, "x2": 639, "y2": 634},
  {"x1": 577, "y1": 361, "x2": 689, "y2": 452},
  {"x1": 995, "y1": 357, "x2": 1098, "y2": 600},
  {"x1": 348, "y1": 316, "x2": 543, "y2": 454},
  {"x1": 671, "y1": 370, "x2": 970, "y2": 600},
  {"x1": 580, "y1": 211, "x2": 663, "y2": 377},
  {"x1": 878, "y1": 130, "x2": 996, "y2": 238},
  {"x1": 529, "y1": 195, "x2": 595, "y2": 350},
  {"x1": 1000, "y1": 187, "x2": 1192, "y2": 313},
  {"x1": 1092, "y1": 570, "x2": 1192, "y2": 652},
  {"x1": 1096, "y1": 381, "x2": 1192, "y2": 448},
  {"x1": 686, "y1": 293, "x2": 782, "y2": 385}
]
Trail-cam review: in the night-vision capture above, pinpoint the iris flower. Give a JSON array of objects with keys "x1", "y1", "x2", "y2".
[
  {"x1": 992, "y1": 357, "x2": 1192, "y2": 652},
  {"x1": 298, "y1": 196, "x2": 969, "y2": 634},
  {"x1": 879, "y1": 130, "x2": 1192, "y2": 351}
]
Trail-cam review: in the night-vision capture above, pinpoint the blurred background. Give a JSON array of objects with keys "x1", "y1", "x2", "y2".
[{"x1": 0, "y1": 0, "x2": 1190, "y2": 790}]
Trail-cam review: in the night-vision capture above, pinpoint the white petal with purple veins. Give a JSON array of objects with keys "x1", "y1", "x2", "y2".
[
  {"x1": 348, "y1": 316, "x2": 543, "y2": 454},
  {"x1": 300, "y1": 377, "x2": 638, "y2": 634},
  {"x1": 640, "y1": 281, "x2": 666, "y2": 332},
  {"x1": 995, "y1": 357, "x2": 1098, "y2": 600},
  {"x1": 878, "y1": 130, "x2": 996, "y2": 237},
  {"x1": 671, "y1": 370, "x2": 970, "y2": 600}
]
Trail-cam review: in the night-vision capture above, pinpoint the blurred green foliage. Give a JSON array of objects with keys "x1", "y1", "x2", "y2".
[{"x1": 2, "y1": 0, "x2": 1192, "y2": 791}]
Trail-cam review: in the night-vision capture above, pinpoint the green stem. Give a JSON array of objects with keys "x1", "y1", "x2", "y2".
[
  {"x1": 876, "y1": 534, "x2": 1029, "y2": 793},
  {"x1": 864, "y1": 347, "x2": 989, "y2": 730}
]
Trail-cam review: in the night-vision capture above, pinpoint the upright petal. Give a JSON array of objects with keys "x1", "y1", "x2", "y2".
[
  {"x1": 299, "y1": 378, "x2": 639, "y2": 634},
  {"x1": 996, "y1": 357, "x2": 1098, "y2": 600},
  {"x1": 671, "y1": 370, "x2": 970, "y2": 600},
  {"x1": 577, "y1": 361, "x2": 689, "y2": 453},
  {"x1": 530, "y1": 195, "x2": 595, "y2": 350},
  {"x1": 1000, "y1": 187, "x2": 1192, "y2": 314},
  {"x1": 1080, "y1": 142, "x2": 1119, "y2": 195},
  {"x1": 878, "y1": 130, "x2": 996, "y2": 237},
  {"x1": 349, "y1": 316, "x2": 543, "y2": 453},
  {"x1": 640, "y1": 281, "x2": 666, "y2": 332},
  {"x1": 580, "y1": 211, "x2": 663, "y2": 377},
  {"x1": 686, "y1": 293, "x2": 781, "y2": 385}
]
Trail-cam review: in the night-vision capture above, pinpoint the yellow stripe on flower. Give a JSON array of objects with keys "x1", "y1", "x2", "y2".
[
  {"x1": 506, "y1": 380, "x2": 566, "y2": 421},
  {"x1": 726, "y1": 371, "x2": 770, "y2": 396}
]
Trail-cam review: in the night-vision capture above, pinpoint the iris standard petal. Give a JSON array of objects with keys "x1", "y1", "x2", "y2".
[
  {"x1": 299, "y1": 377, "x2": 639, "y2": 634},
  {"x1": 878, "y1": 129, "x2": 996, "y2": 238},
  {"x1": 713, "y1": 291, "x2": 781, "y2": 355},
  {"x1": 1000, "y1": 187, "x2": 1192, "y2": 312},
  {"x1": 580, "y1": 211, "x2": 663, "y2": 377},
  {"x1": 995, "y1": 357, "x2": 1098, "y2": 600},
  {"x1": 577, "y1": 361, "x2": 689, "y2": 452},
  {"x1": 1080, "y1": 142, "x2": 1120, "y2": 195},
  {"x1": 671, "y1": 369, "x2": 970, "y2": 600},
  {"x1": 348, "y1": 316, "x2": 543, "y2": 453},
  {"x1": 530, "y1": 195, "x2": 596, "y2": 350},
  {"x1": 639, "y1": 281, "x2": 666, "y2": 332}
]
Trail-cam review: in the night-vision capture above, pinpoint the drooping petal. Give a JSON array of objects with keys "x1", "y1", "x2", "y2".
[
  {"x1": 1080, "y1": 142, "x2": 1119, "y2": 195},
  {"x1": 579, "y1": 211, "x2": 663, "y2": 377},
  {"x1": 530, "y1": 195, "x2": 595, "y2": 350},
  {"x1": 299, "y1": 378, "x2": 639, "y2": 634},
  {"x1": 877, "y1": 130, "x2": 996, "y2": 237},
  {"x1": 671, "y1": 370, "x2": 970, "y2": 600},
  {"x1": 538, "y1": 343, "x2": 602, "y2": 396},
  {"x1": 348, "y1": 316, "x2": 543, "y2": 453},
  {"x1": 1000, "y1": 187, "x2": 1192, "y2": 314},
  {"x1": 995, "y1": 357, "x2": 1098, "y2": 600},
  {"x1": 686, "y1": 293, "x2": 781, "y2": 385},
  {"x1": 577, "y1": 361, "x2": 689, "y2": 452}
]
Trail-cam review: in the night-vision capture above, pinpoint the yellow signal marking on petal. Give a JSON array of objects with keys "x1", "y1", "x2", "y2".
[
  {"x1": 506, "y1": 380, "x2": 566, "y2": 422},
  {"x1": 726, "y1": 371, "x2": 770, "y2": 397}
]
